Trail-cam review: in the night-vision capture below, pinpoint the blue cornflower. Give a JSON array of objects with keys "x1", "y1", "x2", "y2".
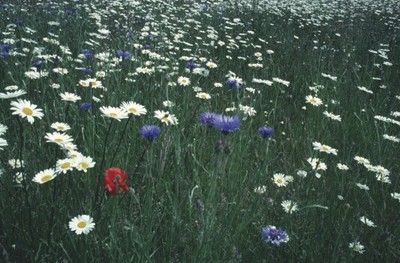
[
  {"x1": 186, "y1": 62, "x2": 200, "y2": 70},
  {"x1": 140, "y1": 125, "x2": 161, "y2": 141},
  {"x1": 0, "y1": 52, "x2": 9, "y2": 58},
  {"x1": 116, "y1": 50, "x2": 132, "y2": 59},
  {"x1": 82, "y1": 68, "x2": 93, "y2": 74},
  {"x1": 258, "y1": 127, "x2": 275, "y2": 138},
  {"x1": 199, "y1": 112, "x2": 218, "y2": 127},
  {"x1": 82, "y1": 49, "x2": 93, "y2": 58},
  {"x1": 1, "y1": 43, "x2": 11, "y2": 52},
  {"x1": 212, "y1": 114, "x2": 240, "y2": 134},
  {"x1": 143, "y1": 44, "x2": 152, "y2": 50},
  {"x1": 261, "y1": 225, "x2": 289, "y2": 246},
  {"x1": 80, "y1": 102, "x2": 92, "y2": 111},
  {"x1": 225, "y1": 79, "x2": 238, "y2": 88},
  {"x1": 32, "y1": 60, "x2": 45, "y2": 70}
]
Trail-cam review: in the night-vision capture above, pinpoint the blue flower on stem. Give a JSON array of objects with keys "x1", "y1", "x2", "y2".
[
  {"x1": 140, "y1": 125, "x2": 161, "y2": 141},
  {"x1": 199, "y1": 112, "x2": 218, "y2": 127},
  {"x1": 80, "y1": 102, "x2": 92, "y2": 111},
  {"x1": 258, "y1": 127, "x2": 275, "y2": 138},
  {"x1": 261, "y1": 225, "x2": 289, "y2": 246},
  {"x1": 212, "y1": 114, "x2": 240, "y2": 134},
  {"x1": 116, "y1": 50, "x2": 132, "y2": 59}
]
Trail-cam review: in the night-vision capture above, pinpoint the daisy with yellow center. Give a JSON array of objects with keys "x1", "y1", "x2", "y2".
[
  {"x1": 100, "y1": 106, "x2": 129, "y2": 121},
  {"x1": 45, "y1": 132, "x2": 74, "y2": 146},
  {"x1": 56, "y1": 158, "x2": 74, "y2": 174},
  {"x1": 305, "y1": 95, "x2": 323, "y2": 106},
  {"x1": 32, "y1": 169, "x2": 57, "y2": 184},
  {"x1": 120, "y1": 101, "x2": 147, "y2": 116},
  {"x1": 154, "y1": 110, "x2": 179, "y2": 125},
  {"x1": 312, "y1": 142, "x2": 338, "y2": 155},
  {"x1": 281, "y1": 200, "x2": 298, "y2": 214},
  {"x1": 51, "y1": 122, "x2": 71, "y2": 131},
  {"x1": 195, "y1": 92, "x2": 211, "y2": 100},
  {"x1": 273, "y1": 173, "x2": 288, "y2": 187},
  {"x1": 177, "y1": 76, "x2": 190, "y2": 86},
  {"x1": 68, "y1": 215, "x2": 95, "y2": 235},
  {"x1": 73, "y1": 155, "x2": 95, "y2": 173},
  {"x1": 10, "y1": 99, "x2": 44, "y2": 124}
]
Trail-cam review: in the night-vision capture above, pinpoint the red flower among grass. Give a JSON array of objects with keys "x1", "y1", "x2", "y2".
[{"x1": 103, "y1": 167, "x2": 129, "y2": 195}]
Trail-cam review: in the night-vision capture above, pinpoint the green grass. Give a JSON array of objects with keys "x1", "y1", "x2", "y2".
[{"x1": 0, "y1": 0, "x2": 400, "y2": 262}]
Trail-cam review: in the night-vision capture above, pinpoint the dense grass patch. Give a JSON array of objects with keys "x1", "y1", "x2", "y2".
[{"x1": 0, "y1": 0, "x2": 399, "y2": 262}]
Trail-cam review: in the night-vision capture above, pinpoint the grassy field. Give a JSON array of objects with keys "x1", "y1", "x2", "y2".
[{"x1": 0, "y1": 0, "x2": 399, "y2": 262}]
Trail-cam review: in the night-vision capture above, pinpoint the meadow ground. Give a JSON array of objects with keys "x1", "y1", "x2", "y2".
[{"x1": 0, "y1": 0, "x2": 399, "y2": 262}]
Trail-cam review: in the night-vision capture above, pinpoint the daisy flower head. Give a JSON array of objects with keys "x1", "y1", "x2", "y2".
[
  {"x1": 360, "y1": 216, "x2": 377, "y2": 227},
  {"x1": 261, "y1": 225, "x2": 289, "y2": 246},
  {"x1": 8, "y1": 159, "x2": 24, "y2": 169},
  {"x1": 0, "y1": 138, "x2": 7, "y2": 150},
  {"x1": 154, "y1": 110, "x2": 178, "y2": 125},
  {"x1": 354, "y1": 156, "x2": 370, "y2": 166},
  {"x1": 100, "y1": 106, "x2": 129, "y2": 121},
  {"x1": 391, "y1": 192, "x2": 400, "y2": 202},
  {"x1": 281, "y1": 200, "x2": 298, "y2": 214},
  {"x1": 73, "y1": 155, "x2": 95, "y2": 173},
  {"x1": 56, "y1": 158, "x2": 75, "y2": 174},
  {"x1": 349, "y1": 241, "x2": 365, "y2": 254},
  {"x1": 254, "y1": 185, "x2": 267, "y2": 194},
  {"x1": 177, "y1": 76, "x2": 190, "y2": 86},
  {"x1": 10, "y1": 99, "x2": 44, "y2": 124},
  {"x1": 312, "y1": 142, "x2": 338, "y2": 155},
  {"x1": 120, "y1": 101, "x2": 147, "y2": 116},
  {"x1": 305, "y1": 95, "x2": 323, "y2": 106},
  {"x1": 32, "y1": 168, "x2": 57, "y2": 184},
  {"x1": 273, "y1": 173, "x2": 289, "y2": 187},
  {"x1": 307, "y1": 158, "x2": 327, "y2": 171},
  {"x1": 60, "y1": 92, "x2": 81, "y2": 102},
  {"x1": 0, "y1": 89, "x2": 27, "y2": 99},
  {"x1": 69, "y1": 215, "x2": 95, "y2": 235},
  {"x1": 45, "y1": 132, "x2": 74, "y2": 146},
  {"x1": 337, "y1": 163, "x2": 349, "y2": 170},
  {"x1": 195, "y1": 92, "x2": 211, "y2": 100},
  {"x1": 0, "y1": 123, "x2": 7, "y2": 136},
  {"x1": 50, "y1": 122, "x2": 71, "y2": 132},
  {"x1": 356, "y1": 183, "x2": 370, "y2": 191}
]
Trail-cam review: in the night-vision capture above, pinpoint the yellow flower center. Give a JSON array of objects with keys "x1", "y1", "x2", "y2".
[
  {"x1": 22, "y1": 107, "x2": 33, "y2": 116},
  {"x1": 129, "y1": 107, "x2": 137, "y2": 113},
  {"x1": 109, "y1": 112, "x2": 118, "y2": 118},
  {"x1": 80, "y1": 162, "x2": 89, "y2": 169},
  {"x1": 41, "y1": 175, "x2": 52, "y2": 182},
  {"x1": 57, "y1": 126, "x2": 64, "y2": 130},
  {"x1": 321, "y1": 145, "x2": 329, "y2": 151},
  {"x1": 55, "y1": 138, "x2": 64, "y2": 143},
  {"x1": 276, "y1": 178, "x2": 283, "y2": 184},
  {"x1": 77, "y1": 221, "x2": 87, "y2": 228},
  {"x1": 61, "y1": 162, "x2": 70, "y2": 169}
]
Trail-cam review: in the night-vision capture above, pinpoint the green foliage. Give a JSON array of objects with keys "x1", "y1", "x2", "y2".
[{"x1": 0, "y1": 0, "x2": 399, "y2": 262}]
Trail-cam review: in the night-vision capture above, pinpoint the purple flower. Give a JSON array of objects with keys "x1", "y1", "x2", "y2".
[
  {"x1": 0, "y1": 52, "x2": 9, "y2": 58},
  {"x1": 199, "y1": 112, "x2": 218, "y2": 127},
  {"x1": 82, "y1": 68, "x2": 93, "y2": 74},
  {"x1": 1, "y1": 43, "x2": 11, "y2": 52},
  {"x1": 80, "y1": 102, "x2": 91, "y2": 111},
  {"x1": 186, "y1": 62, "x2": 200, "y2": 70},
  {"x1": 225, "y1": 79, "x2": 238, "y2": 88},
  {"x1": 258, "y1": 127, "x2": 275, "y2": 138},
  {"x1": 261, "y1": 225, "x2": 289, "y2": 246},
  {"x1": 116, "y1": 50, "x2": 132, "y2": 59},
  {"x1": 82, "y1": 49, "x2": 93, "y2": 58},
  {"x1": 212, "y1": 114, "x2": 240, "y2": 134},
  {"x1": 140, "y1": 125, "x2": 161, "y2": 141}
]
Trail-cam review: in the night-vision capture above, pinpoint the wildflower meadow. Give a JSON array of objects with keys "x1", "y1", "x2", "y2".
[{"x1": 0, "y1": 0, "x2": 400, "y2": 262}]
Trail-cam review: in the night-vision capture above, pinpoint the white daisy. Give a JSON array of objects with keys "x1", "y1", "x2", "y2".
[
  {"x1": 32, "y1": 168, "x2": 57, "y2": 184},
  {"x1": 68, "y1": 215, "x2": 95, "y2": 235},
  {"x1": 10, "y1": 99, "x2": 44, "y2": 124}
]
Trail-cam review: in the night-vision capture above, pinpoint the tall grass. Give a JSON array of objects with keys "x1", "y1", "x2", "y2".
[{"x1": 0, "y1": 0, "x2": 399, "y2": 262}]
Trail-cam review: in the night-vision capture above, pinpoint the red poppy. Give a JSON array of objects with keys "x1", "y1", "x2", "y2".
[{"x1": 103, "y1": 167, "x2": 129, "y2": 195}]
